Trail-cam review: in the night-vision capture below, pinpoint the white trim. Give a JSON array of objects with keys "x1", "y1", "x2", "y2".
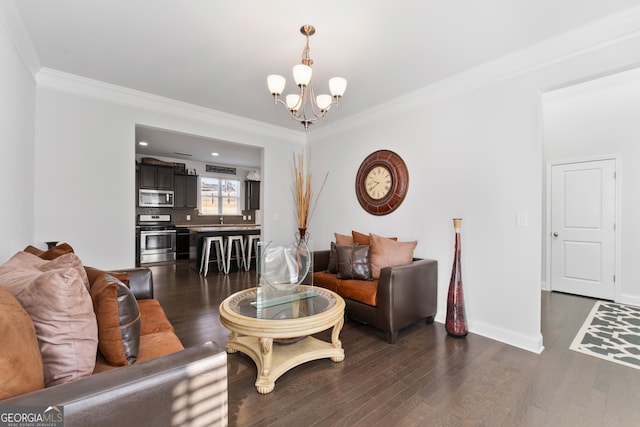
[
  {"x1": 0, "y1": 0, "x2": 41, "y2": 78},
  {"x1": 313, "y1": 5, "x2": 640, "y2": 139},
  {"x1": 35, "y1": 68, "x2": 304, "y2": 144},
  {"x1": 432, "y1": 317, "x2": 544, "y2": 354},
  {"x1": 544, "y1": 154, "x2": 621, "y2": 302}
]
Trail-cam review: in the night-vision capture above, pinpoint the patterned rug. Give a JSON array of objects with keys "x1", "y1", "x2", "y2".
[{"x1": 570, "y1": 301, "x2": 640, "y2": 370}]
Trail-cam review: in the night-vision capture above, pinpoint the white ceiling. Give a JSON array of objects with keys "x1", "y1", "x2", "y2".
[{"x1": 15, "y1": 0, "x2": 640, "y2": 162}]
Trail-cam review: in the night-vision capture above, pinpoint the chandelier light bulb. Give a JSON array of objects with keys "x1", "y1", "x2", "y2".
[
  {"x1": 316, "y1": 94, "x2": 332, "y2": 111},
  {"x1": 329, "y1": 77, "x2": 347, "y2": 97},
  {"x1": 292, "y1": 64, "x2": 312, "y2": 87},
  {"x1": 267, "y1": 75, "x2": 286, "y2": 95},
  {"x1": 286, "y1": 94, "x2": 301, "y2": 111}
]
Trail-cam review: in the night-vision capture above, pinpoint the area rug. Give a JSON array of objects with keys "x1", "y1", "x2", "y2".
[{"x1": 570, "y1": 301, "x2": 640, "y2": 370}]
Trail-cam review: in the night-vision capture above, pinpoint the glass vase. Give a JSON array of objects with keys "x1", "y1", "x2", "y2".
[{"x1": 445, "y1": 218, "x2": 468, "y2": 337}]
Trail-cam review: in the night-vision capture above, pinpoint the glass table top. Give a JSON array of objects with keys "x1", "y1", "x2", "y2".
[{"x1": 228, "y1": 285, "x2": 335, "y2": 320}]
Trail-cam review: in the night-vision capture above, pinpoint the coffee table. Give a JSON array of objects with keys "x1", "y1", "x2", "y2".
[{"x1": 219, "y1": 285, "x2": 345, "y2": 394}]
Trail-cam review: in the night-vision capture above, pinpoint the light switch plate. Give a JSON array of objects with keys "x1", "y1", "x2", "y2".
[{"x1": 516, "y1": 212, "x2": 528, "y2": 228}]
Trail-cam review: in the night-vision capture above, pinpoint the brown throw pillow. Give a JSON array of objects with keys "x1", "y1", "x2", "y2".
[
  {"x1": 370, "y1": 233, "x2": 417, "y2": 279},
  {"x1": 90, "y1": 273, "x2": 141, "y2": 366},
  {"x1": 352, "y1": 231, "x2": 398, "y2": 246},
  {"x1": 0, "y1": 285, "x2": 44, "y2": 399},
  {"x1": 335, "y1": 232, "x2": 354, "y2": 245},
  {"x1": 24, "y1": 243, "x2": 75, "y2": 260},
  {"x1": 336, "y1": 245, "x2": 372, "y2": 280}
]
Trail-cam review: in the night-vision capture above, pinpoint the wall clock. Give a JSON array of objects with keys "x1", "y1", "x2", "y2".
[{"x1": 355, "y1": 150, "x2": 409, "y2": 215}]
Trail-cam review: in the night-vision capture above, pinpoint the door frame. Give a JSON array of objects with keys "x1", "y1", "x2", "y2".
[{"x1": 544, "y1": 154, "x2": 621, "y2": 301}]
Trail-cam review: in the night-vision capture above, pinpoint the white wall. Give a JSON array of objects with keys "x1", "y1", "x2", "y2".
[
  {"x1": 309, "y1": 23, "x2": 640, "y2": 353},
  {"x1": 0, "y1": 11, "x2": 35, "y2": 261},
  {"x1": 33, "y1": 78, "x2": 304, "y2": 270},
  {"x1": 543, "y1": 67, "x2": 640, "y2": 306}
]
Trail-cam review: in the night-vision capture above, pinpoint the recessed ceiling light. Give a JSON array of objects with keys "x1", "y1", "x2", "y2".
[
  {"x1": 211, "y1": 152, "x2": 219, "y2": 156},
  {"x1": 138, "y1": 141, "x2": 148, "y2": 146}
]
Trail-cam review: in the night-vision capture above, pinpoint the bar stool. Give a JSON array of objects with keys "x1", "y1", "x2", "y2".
[
  {"x1": 244, "y1": 234, "x2": 261, "y2": 271},
  {"x1": 224, "y1": 235, "x2": 246, "y2": 274},
  {"x1": 200, "y1": 236, "x2": 226, "y2": 276}
]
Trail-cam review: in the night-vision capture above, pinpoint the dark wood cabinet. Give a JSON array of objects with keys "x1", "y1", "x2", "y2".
[
  {"x1": 174, "y1": 174, "x2": 198, "y2": 208},
  {"x1": 245, "y1": 180, "x2": 260, "y2": 210},
  {"x1": 139, "y1": 164, "x2": 174, "y2": 190},
  {"x1": 176, "y1": 227, "x2": 190, "y2": 260}
]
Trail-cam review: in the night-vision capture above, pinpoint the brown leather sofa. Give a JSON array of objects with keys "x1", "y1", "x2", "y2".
[
  {"x1": 1, "y1": 342, "x2": 228, "y2": 427},
  {"x1": 310, "y1": 250, "x2": 438, "y2": 343},
  {"x1": 0, "y1": 247, "x2": 228, "y2": 426}
]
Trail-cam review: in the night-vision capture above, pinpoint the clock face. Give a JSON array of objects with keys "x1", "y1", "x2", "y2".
[
  {"x1": 365, "y1": 166, "x2": 392, "y2": 200},
  {"x1": 355, "y1": 150, "x2": 409, "y2": 216}
]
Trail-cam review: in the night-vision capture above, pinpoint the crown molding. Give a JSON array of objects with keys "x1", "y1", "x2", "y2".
[
  {"x1": 36, "y1": 67, "x2": 304, "y2": 144},
  {"x1": 313, "y1": 5, "x2": 640, "y2": 140},
  {"x1": 0, "y1": 0, "x2": 41, "y2": 78}
]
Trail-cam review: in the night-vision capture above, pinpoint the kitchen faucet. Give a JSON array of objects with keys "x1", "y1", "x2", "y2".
[{"x1": 220, "y1": 216, "x2": 224, "y2": 225}]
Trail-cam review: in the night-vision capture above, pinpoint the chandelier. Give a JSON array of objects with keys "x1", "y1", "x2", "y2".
[{"x1": 267, "y1": 25, "x2": 347, "y2": 131}]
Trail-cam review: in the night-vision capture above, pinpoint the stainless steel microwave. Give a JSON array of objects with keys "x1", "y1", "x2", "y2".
[{"x1": 138, "y1": 189, "x2": 174, "y2": 208}]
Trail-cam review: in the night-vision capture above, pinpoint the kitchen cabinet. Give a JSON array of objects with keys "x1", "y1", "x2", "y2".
[
  {"x1": 174, "y1": 174, "x2": 198, "y2": 208},
  {"x1": 176, "y1": 227, "x2": 190, "y2": 260},
  {"x1": 139, "y1": 164, "x2": 174, "y2": 190},
  {"x1": 245, "y1": 180, "x2": 260, "y2": 210}
]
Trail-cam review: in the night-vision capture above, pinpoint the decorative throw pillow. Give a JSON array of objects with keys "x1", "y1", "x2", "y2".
[
  {"x1": 90, "y1": 273, "x2": 141, "y2": 366},
  {"x1": 370, "y1": 233, "x2": 417, "y2": 279},
  {"x1": 21, "y1": 244, "x2": 90, "y2": 290},
  {"x1": 0, "y1": 255, "x2": 98, "y2": 387},
  {"x1": 335, "y1": 232, "x2": 354, "y2": 245},
  {"x1": 327, "y1": 242, "x2": 360, "y2": 274},
  {"x1": 23, "y1": 242, "x2": 75, "y2": 260},
  {"x1": 336, "y1": 244, "x2": 372, "y2": 280},
  {"x1": 0, "y1": 285, "x2": 44, "y2": 399},
  {"x1": 327, "y1": 241, "x2": 339, "y2": 274},
  {"x1": 352, "y1": 231, "x2": 397, "y2": 246}
]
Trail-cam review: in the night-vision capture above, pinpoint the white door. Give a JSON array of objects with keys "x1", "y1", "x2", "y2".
[{"x1": 550, "y1": 159, "x2": 616, "y2": 300}]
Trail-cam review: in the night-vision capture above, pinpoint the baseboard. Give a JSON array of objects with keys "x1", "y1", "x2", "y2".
[
  {"x1": 617, "y1": 293, "x2": 640, "y2": 307},
  {"x1": 433, "y1": 312, "x2": 544, "y2": 354}
]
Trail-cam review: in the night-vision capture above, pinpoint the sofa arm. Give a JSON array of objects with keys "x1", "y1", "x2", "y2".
[
  {"x1": 377, "y1": 258, "x2": 438, "y2": 333},
  {"x1": 0, "y1": 342, "x2": 228, "y2": 427},
  {"x1": 312, "y1": 250, "x2": 330, "y2": 272},
  {"x1": 115, "y1": 267, "x2": 154, "y2": 299}
]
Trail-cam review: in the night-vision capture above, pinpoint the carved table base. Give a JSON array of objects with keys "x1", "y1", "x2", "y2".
[{"x1": 220, "y1": 287, "x2": 345, "y2": 394}]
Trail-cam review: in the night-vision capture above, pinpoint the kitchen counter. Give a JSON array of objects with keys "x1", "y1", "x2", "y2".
[
  {"x1": 188, "y1": 226, "x2": 261, "y2": 273},
  {"x1": 186, "y1": 225, "x2": 261, "y2": 232}
]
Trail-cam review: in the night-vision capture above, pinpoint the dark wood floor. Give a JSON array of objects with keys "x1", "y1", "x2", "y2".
[{"x1": 148, "y1": 260, "x2": 640, "y2": 427}]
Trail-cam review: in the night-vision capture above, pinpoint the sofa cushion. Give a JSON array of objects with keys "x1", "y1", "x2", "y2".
[
  {"x1": 90, "y1": 274, "x2": 141, "y2": 366},
  {"x1": 137, "y1": 299, "x2": 175, "y2": 335},
  {"x1": 338, "y1": 278, "x2": 379, "y2": 307},
  {"x1": 336, "y1": 245, "x2": 372, "y2": 280},
  {"x1": 370, "y1": 233, "x2": 417, "y2": 279},
  {"x1": 0, "y1": 253, "x2": 98, "y2": 387},
  {"x1": 92, "y1": 332, "x2": 184, "y2": 374},
  {"x1": 0, "y1": 285, "x2": 45, "y2": 399},
  {"x1": 312, "y1": 271, "x2": 341, "y2": 293}
]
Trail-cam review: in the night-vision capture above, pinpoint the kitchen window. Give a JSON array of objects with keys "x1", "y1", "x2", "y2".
[{"x1": 200, "y1": 177, "x2": 241, "y2": 215}]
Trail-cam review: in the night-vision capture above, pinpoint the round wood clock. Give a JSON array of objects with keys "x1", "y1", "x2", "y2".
[{"x1": 355, "y1": 150, "x2": 409, "y2": 215}]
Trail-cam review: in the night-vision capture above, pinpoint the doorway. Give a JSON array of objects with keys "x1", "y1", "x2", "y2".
[{"x1": 548, "y1": 158, "x2": 617, "y2": 300}]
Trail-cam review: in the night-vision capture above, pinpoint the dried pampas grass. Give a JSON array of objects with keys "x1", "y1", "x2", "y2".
[{"x1": 292, "y1": 151, "x2": 328, "y2": 230}]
